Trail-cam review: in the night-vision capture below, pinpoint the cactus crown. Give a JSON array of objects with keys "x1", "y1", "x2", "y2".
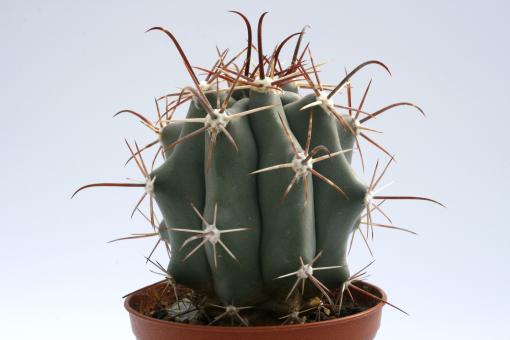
[{"x1": 73, "y1": 11, "x2": 442, "y2": 326}]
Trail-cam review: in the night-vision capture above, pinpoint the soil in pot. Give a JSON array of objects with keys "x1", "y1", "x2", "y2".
[{"x1": 126, "y1": 281, "x2": 383, "y2": 327}]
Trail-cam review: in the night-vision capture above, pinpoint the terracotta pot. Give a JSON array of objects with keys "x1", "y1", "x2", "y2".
[{"x1": 125, "y1": 281, "x2": 386, "y2": 340}]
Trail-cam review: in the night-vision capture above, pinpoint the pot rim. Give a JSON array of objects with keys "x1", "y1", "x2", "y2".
[{"x1": 124, "y1": 281, "x2": 387, "y2": 333}]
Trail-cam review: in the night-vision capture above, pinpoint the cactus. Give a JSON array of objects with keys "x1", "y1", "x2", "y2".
[{"x1": 73, "y1": 12, "x2": 443, "y2": 325}]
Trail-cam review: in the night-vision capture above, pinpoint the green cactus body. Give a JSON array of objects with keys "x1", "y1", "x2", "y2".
[
  {"x1": 153, "y1": 84, "x2": 367, "y2": 307},
  {"x1": 147, "y1": 36, "x2": 401, "y2": 309},
  {"x1": 203, "y1": 97, "x2": 266, "y2": 305},
  {"x1": 74, "y1": 12, "x2": 439, "y2": 322},
  {"x1": 280, "y1": 90, "x2": 302, "y2": 105},
  {"x1": 159, "y1": 122, "x2": 183, "y2": 158},
  {"x1": 284, "y1": 94, "x2": 367, "y2": 287},
  {"x1": 152, "y1": 98, "x2": 213, "y2": 292},
  {"x1": 248, "y1": 89, "x2": 316, "y2": 298}
]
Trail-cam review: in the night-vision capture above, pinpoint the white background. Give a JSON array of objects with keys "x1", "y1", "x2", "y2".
[{"x1": 2, "y1": 0, "x2": 509, "y2": 339}]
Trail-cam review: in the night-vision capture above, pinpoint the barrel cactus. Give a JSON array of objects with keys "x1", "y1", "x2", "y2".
[{"x1": 73, "y1": 11, "x2": 442, "y2": 325}]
